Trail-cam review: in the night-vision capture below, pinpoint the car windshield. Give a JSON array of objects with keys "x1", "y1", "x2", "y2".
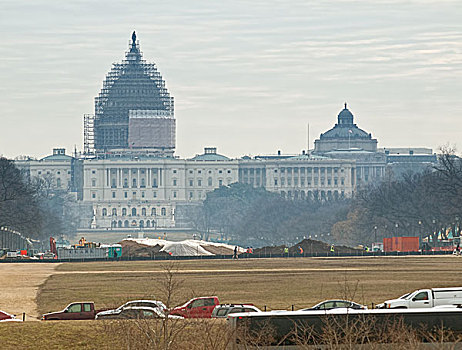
[{"x1": 400, "y1": 293, "x2": 411, "y2": 300}]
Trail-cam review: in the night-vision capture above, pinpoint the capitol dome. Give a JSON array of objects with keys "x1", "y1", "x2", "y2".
[
  {"x1": 320, "y1": 103, "x2": 372, "y2": 140},
  {"x1": 91, "y1": 32, "x2": 174, "y2": 154},
  {"x1": 313, "y1": 103, "x2": 378, "y2": 154}
]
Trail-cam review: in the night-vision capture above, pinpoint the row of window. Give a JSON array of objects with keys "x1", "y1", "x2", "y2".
[
  {"x1": 274, "y1": 177, "x2": 346, "y2": 187},
  {"x1": 36, "y1": 170, "x2": 71, "y2": 175},
  {"x1": 93, "y1": 177, "x2": 231, "y2": 188},
  {"x1": 101, "y1": 207, "x2": 167, "y2": 217},
  {"x1": 110, "y1": 220, "x2": 157, "y2": 228},
  {"x1": 281, "y1": 189, "x2": 345, "y2": 200}
]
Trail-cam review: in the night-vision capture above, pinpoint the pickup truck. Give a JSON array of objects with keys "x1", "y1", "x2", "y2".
[
  {"x1": 169, "y1": 296, "x2": 219, "y2": 318},
  {"x1": 42, "y1": 302, "x2": 105, "y2": 320},
  {"x1": 377, "y1": 287, "x2": 462, "y2": 309}
]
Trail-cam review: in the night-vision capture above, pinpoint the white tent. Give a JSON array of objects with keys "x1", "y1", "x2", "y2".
[{"x1": 123, "y1": 238, "x2": 245, "y2": 256}]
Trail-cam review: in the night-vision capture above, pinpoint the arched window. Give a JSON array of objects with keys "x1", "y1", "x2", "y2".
[
  {"x1": 208, "y1": 177, "x2": 213, "y2": 186},
  {"x1": 132, "y1": 208, "x2": 137, "y2": 216},
  {"x1": 118, "y1": 220, "x2": 122, "y2": 228},
  {"x1": 140, "y1": 220, "x2": 144, "y2": 228},
  {"x1": 111, "y1": 221, "x2": 117, "y2": 228},
  {"x1": 151, "y1": 208, "x2": 156, "y2": 216},
  {"x1": 124, "y1": 220, "x2": 129, "y2": 228},
  {"x1": 132, "y1": 178, "x2": 137, "y2": 188},
  {"x1": 142, "y1": 208, "x2": 146, "y2": 216},
  {"x1": 146, "y1": 221, "x2": 151, "y2": 228},
  {"x1": 102, "y1": 208, "x2": 107, "y2": 216},
  {"x1": 131, "y1": 220, "x2": 137, "y2": 227},
  {"x1": 123, "y1": 178, "x2": 128, "y2": 188},
  {"x1": 141, "y1": 178, "x2": 145, "y2": 188},
  {"x1": 112, "y1": 208, "x2": 117, "y2": 216},
  {"x1": 57, "y1": 178, "x2": 61, "y2": 188},
  {"x1": 122, "y1": 208, "x2": 127, "y2": 216},
  {"x1": 161, "y1": 207, "x2": 166, "y2": 216},
  {"x1": 151, "y1": 220, "x2": 156, "y2": 227}
]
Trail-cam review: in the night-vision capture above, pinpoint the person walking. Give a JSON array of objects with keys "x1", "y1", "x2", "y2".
[
  {"x1": 298, "y1": 246, "x2": 304, "y2": 255},
  {"x1": 233, "y1": 246, "x2": 238, "y2": 259},
  {"x1": 330, "y1": 244, "x2": 335, "y2": 255},
  {"x1": 283, "y1": 247, "x2": 289, "y2": 257}
]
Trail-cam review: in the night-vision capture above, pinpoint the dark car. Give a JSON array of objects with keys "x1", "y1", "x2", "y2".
[
  {"x1": 211, "y1": 304, "x2": 261, "y2": 318},
  {"x1": 302, "y1": 300, "x2": 367, "y2": 311},
  {"x1": 42, "y1": 302, "x2": 104, "y2": 320},
  {"x1": 0, "y1": 310, "x2": 21, "y2": 322}
]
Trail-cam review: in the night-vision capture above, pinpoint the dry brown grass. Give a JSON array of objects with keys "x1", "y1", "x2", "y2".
[
  {"x1": 0, "y1": 321, "x2": 116, "y2": 349},
  {"x1": 39, "y1": 256, "x2": 462, "y2": 314},
  {"x1": 3, "y1": 255, "x2": 462, "y2": 349}
]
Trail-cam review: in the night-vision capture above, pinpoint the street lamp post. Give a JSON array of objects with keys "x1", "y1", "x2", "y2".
[
  {"x1": 374, "y1": 226, "x2": 378, "y2": 244},
  {"x1": 418, "y1": 220, "x2": 422, "y2": 247},
  {"x1": 456, "y1": 216, "x2": 460, "y2": 238},
  {"x1": 395, "y1": 223, "x2": 399, "y2": 236}
]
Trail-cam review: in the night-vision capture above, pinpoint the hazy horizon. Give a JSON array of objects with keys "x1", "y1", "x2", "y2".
[{"x1": 1, "y1": 0, "x2": 461, "y2": 159}]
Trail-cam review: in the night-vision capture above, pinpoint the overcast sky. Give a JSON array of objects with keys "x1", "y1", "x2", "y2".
[{"x1": 1, "y1": 0, "x2": 461, "y2": 159}]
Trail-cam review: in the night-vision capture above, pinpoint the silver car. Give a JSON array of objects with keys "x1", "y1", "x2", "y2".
[
  {"x1": 211, "y1": 304, "x2": 261, "y2": 318},
  {"x1": 96, "y1": 300, "x2": 166, "y2": 319},
  {"x1": 302, "y1": 300, "x2": 367, "y2": 311}
]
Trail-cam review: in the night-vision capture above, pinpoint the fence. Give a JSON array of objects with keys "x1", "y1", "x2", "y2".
[{"x1": 0, "y1": 227, "x2": 31, "y2": 253}]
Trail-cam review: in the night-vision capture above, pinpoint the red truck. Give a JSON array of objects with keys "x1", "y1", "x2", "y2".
[
  {"x1": 169, "y1": 297, "x2": 219, "y2": 318},
  {"x1": 42, "y1": 302, "x2": 105, "y2": 320}
]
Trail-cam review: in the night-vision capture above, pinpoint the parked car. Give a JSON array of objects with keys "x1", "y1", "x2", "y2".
[
  {"x1": 211, "y1": 304, "x2": 261, "y2": 318},
  {"x1": 301, "y1": 300, "x2": 367, "y2": 311},
  {"x1": 377, "y1": 287, "x2": 462, "y2": 309},
  {"x1": 96, "y1": 300, "x2": 166, "y2": 319},
  {"x1": 0, "y1": 310, "x2": 21, "y2": 322},
  {"x1": 42, "y1": 302, "x2": 105, "y2": 320},
  {"x1": 98, "y1": 306, "x2": 182, "y2": 320},
  {"x1": 170, "y1": 297, "x2": 219, "y2": 318}
]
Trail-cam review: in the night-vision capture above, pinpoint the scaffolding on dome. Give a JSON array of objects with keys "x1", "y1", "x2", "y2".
[{"x1": 88, "y1": 37, "x2": 175, "y2": 156}]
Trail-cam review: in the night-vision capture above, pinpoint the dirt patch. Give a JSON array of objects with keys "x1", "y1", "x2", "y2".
[
  {"x1": 201, "y1": 245, "x2": 234, "y2": 255},
  {"x1": 253, "y1": 239, "x2": 361, "y2": 255},
  {"x1": 0, "y1": 263, "x2": 58, "y2": 321},
  {"x1": 120, "y1": 240, "x2": 169, "y2": 258}
]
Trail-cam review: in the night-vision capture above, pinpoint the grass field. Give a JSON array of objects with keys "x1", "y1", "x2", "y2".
[
  {"x1": 39, "y1": 256, "x2": 462, "y2": 314},
  {"x1": 2, "y1": 255, "x2": 462, "y2": 349}
]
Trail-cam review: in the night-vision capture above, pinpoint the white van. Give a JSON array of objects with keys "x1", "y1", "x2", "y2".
[{"x1": 378, "y1": 288, "x2": 462, "y2": 309}]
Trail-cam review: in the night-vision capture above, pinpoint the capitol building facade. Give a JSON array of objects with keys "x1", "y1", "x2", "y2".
[{"x1": 15, "y1": 33, "x2": 436, "y2": 234}]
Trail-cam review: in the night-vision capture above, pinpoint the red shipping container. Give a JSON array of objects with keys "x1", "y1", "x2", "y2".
[
  {"x1": 383, "y1": 237, "x2": 393, "y2": 252},
  {"x1": 383, "y1": 237, "x2": 419, "y2": 252}
]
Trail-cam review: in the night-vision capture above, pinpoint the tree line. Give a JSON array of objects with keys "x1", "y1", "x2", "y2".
[
  {"x1": 0, "y1": 157, "x2": 78, "y2": 242},
  {"x1": 184, "y1": 148, "x2": 462, "y2": 247},
  {"x1": 333, "y1": 148, "x2": 462, "y2": 246}
]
